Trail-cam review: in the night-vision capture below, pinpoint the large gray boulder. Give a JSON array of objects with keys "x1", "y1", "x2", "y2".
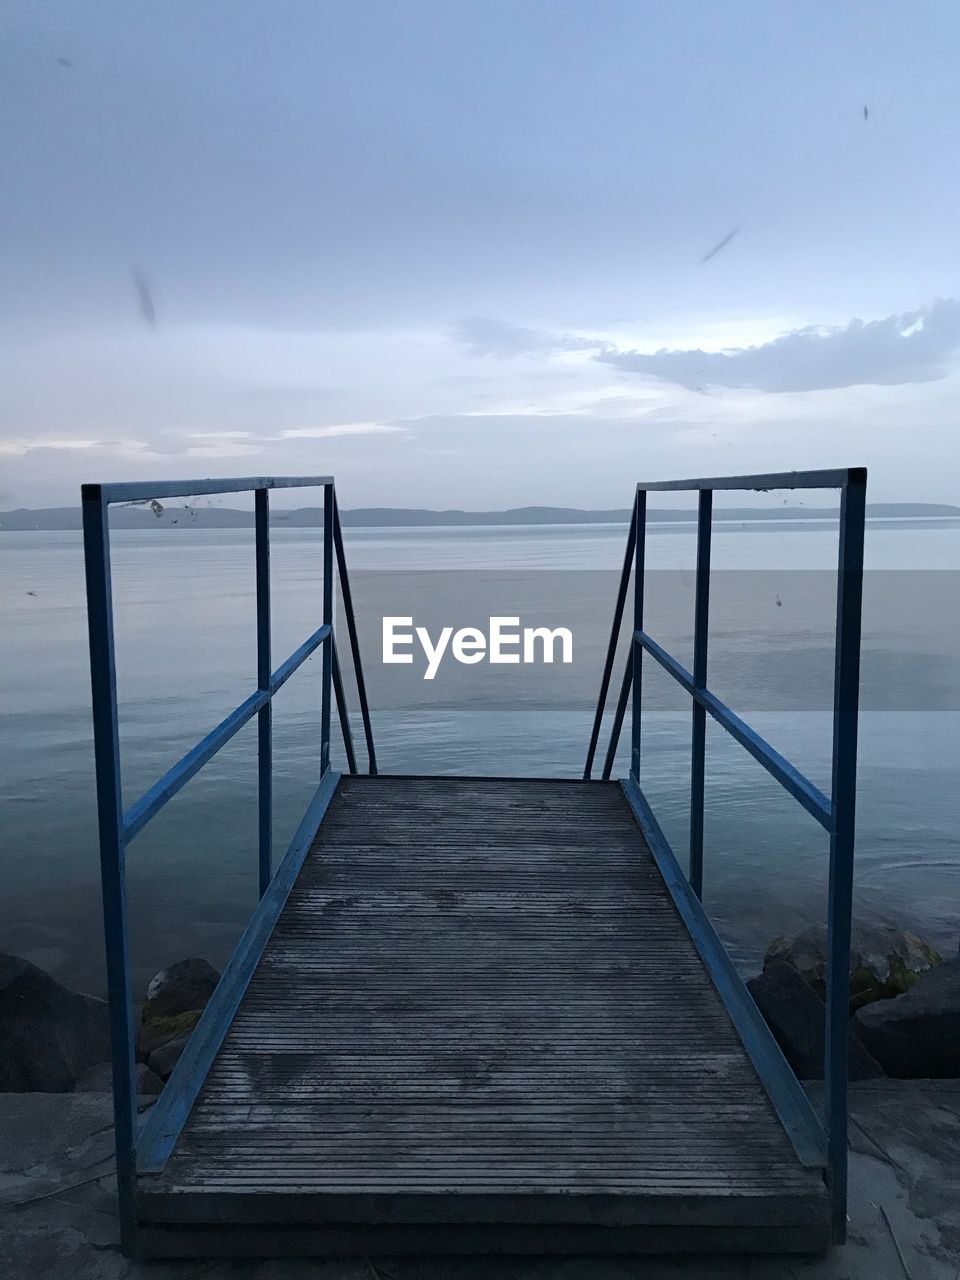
[
  {"x1": 854, "y1": 958, "x2": 960, "y2": 1078},
  {"x1": 143, "y1": 957, "x2": 219, "y2": 1020},
  {"x1": 0, "y1": 953, "x2": 110, "y2": 1092},
  {"x1": 765, "y1": 924, "x2": 940, "y2": 1011},
  {"x1": 747, "y1": 960, "x2": 884, "y2": 1080}
]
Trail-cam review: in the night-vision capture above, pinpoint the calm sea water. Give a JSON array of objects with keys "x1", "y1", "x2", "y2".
[{"x1": 1, "y1": 518, "x2": 958, "y2": 998}]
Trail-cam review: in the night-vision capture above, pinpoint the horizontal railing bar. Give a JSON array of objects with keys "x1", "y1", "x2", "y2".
[
  {"x1": 634, "y1": 630, "x2": 833, "y2": 831},
  {"x1": 269, "y1": 624, "x2": 331, "y2": 695},
  {"x1": 123, "y1": 690, "x2": 269, "y2": 843},
  {"x1": 122, "y1": 625, "x2": 332, "y2": 844},
  {"x1": 635, "y1": 468, "x2": 863, "y2": 493},
  {"x1": 84, "y1": 476, "x2": 335, "y2": 504},
  {"x1": 619, "y1": 777, "x2": 829, "y2": 1169},
  {"x1": 136, "y1": 770, "x2": 342, "y2": 1173}
]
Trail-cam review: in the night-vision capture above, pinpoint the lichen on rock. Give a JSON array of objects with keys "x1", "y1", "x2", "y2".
[{"x1": 765, "y1": 924, "x2": 941, "y2": 1011}]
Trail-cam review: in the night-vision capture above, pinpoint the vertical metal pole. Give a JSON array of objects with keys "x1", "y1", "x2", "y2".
[
  {"x1": 331, "y1": 636, "x2": 359, "y2": 774},
  {"x1": 255, "y1": 488, "x2": 272, "y2": 897},
  {"x1": 321, "y1": 483, "x2": 334, "y2": 775},
  {"x1": 80, "y1": 486, "x2": 137, "y2": 1253},
  {"x1": 825, "y1": 469, "x2": 866, "y2": 1241},
  {"x1": 333, "y1": 496, "x2": 378, "y2": 774},
  {"x1": 689, "y1": 489, "x2": 713, "y2": 898},
  {"x1": 630, "y1": 490, "x2": 647, "y2": 781},
  {"x1": 584, "y1": 492, "x2": 638, "y2": 780},
  {"x1": 601, "y1": 648, "x2": 633, "y2": 781}
]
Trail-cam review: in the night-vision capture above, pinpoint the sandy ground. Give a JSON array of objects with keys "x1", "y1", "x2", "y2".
[{"x1": 0, "y1": 1081, "x2": 957, "y2": 1279}]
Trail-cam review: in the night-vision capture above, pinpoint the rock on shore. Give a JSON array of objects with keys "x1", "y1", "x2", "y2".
[
  {"x1": 144, "y1": 957, "x2": 219, "y2": 1019},
  {"x1": 136, "y1": 957, "x2": 220, "y2": 1080},
  {"x1": 0, "y1": 953, "x2": 109, "y2": 1092},
  {"x1": 0, "y1": 951, "x2": 222, "y2": 1094},
  {"x1": 854, "y1": 958, "x2": 960, "y2": 1078},
  {"x1": 749, "y1": 923, "x2": 960, "y2": 1082},
  {"x1": 765, "y1": 923, "x2": 941, "y2": 1011},
  {"x1": 747, "y1": 960, "x2": 884, "y2": 1080}
]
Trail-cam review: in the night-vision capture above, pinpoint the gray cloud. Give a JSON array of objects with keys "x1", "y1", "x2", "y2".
[
  {"x1": 597, "y1": 299, "x2": 960, "y2": 392},
  {"x1": 451, "y1": 317, "x2": 599, "y2": 360}
]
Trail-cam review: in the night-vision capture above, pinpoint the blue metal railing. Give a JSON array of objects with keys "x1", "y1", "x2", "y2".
[
  {"x1": 81, "y1": 475, "x2": 375, "y2": 1251},
  {"x1": 584, "y1": 468, "x2": 866, "y2": 1240}
]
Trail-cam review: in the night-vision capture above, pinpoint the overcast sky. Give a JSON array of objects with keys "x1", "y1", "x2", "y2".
[{"x1": 2, "y1": 1, "x2": 959, "y2": 510}]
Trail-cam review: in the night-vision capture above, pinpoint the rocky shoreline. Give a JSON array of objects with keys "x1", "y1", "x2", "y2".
[
  {"x1": 0, "y1": 952, "x2": 221, "y2": 1095},
  {"x1": 748, "y1": 922, "x2": 959, "y2": 1081},
  {"x1": 2, "y1": 923, "x2": 958, "y2": 1096}
]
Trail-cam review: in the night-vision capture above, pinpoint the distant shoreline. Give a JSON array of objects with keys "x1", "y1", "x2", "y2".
[{"x1": 2, "y1": 502, "x2": 959, "y2": 532}]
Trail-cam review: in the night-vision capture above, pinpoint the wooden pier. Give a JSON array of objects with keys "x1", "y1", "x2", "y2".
[
  {"x1": 84, "y1": 471, "x2": 864, "y2": 1257},
  {"x1": 135, "y1": 776, "x2": 830, "y2": 1255}
]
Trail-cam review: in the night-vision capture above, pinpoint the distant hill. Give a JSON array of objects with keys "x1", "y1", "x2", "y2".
[{"x1": 2, "y1": 502, "x2": 959, "y2": 532}]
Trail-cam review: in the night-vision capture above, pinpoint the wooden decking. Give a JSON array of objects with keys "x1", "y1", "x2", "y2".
[{"x1": 136, "y1": 776, "x2": 830, "y2": 1255}]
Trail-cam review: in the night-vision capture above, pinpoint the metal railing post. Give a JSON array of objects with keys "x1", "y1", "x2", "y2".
[
  {"x1": 584, "y1": 493, "x2": 638, "y2": 779},
  {"x1": 333, "y1": 495, "x2": 378, "y2": 774},
  {"x1": 689, "y1": 489, "x2": 713, "y2": 898},
  {"x1": 631, "y1": 491, "x2": 647, "y2": 781},
  {"x1": 79, "y1": 472, "x2": 379, "y2": 1251},
  {"x1": 320, "y1": 483, "x2": 334, "y2": 774},
  {"x1": 601, "y1": 648, "x2": 633, "y2": 781},
  {"x1": 255, "y1": 488, "x2": 272, "y2": 897},
  {"x1": 825, "y1": 469, "x2": 866, "y2": 1240},
  {"x1": 331, "y1": 637, "x2": 359, "y2": 774},
  {"x1": 584, "y1": 467, "x2": 867, "y2": 1237},
  {"x1": 80, "y1": 485, "x2": 137, "y2": 1252}
]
